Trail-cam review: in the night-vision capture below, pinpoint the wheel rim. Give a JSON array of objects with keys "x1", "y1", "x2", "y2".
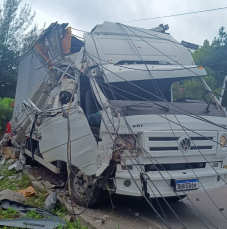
[{"x1": 72, "y1": 170, "x2": 91, "y2": 198}]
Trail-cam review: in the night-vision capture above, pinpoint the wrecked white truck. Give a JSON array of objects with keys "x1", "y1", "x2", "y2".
[{"x1": 4, "y1": 22, "x2": 227, "y2": 207}]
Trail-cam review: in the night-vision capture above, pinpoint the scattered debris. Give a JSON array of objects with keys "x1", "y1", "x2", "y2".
[
  {"x1": 18, "y1": 186, "x2": 37, "y2": 197},
  {"x1": 31, "y1": 181, "x2": 45, "y2": 192},
  {"x1": 0, "y1": 216, "x2": 66, "y2": 229},
  {"x1": 44, "y1": 192, "x2": 57, "y2": 211},
  {"x1": 219, "y1": 207, "x2": 224, "y2": 211},
  {"x1": 0, "y1": 159, "x2": 5, "y2": 165},
  {"x1": 19, "y1": 153, "x2": 26, "y2": 164},
  {"x1": 0, "y1": 199, "x2": 53, "y2": 217},
  {"x1": 8, "y1": 161, "x2": 23, "y2": 171},
  {"x1": 37, "y1": 176, "x2": 42, "y2": 180},
  {"x1": 24, "y1": 165, "x2": 32, "y2": 169},
  {"x1": 95, "y1": 219, "x2": 103, "y2": 224},
  {"x1": 41, "y1": 181, "x2": 55, "y2": 190},
  {"x1": 196, "y1": 198, "x2": 199, "y2": 201},
  {"x1": 7, "y1": 159, "x2": 16, "y2": 165},
  {"x1": 134, "y1": 212, "x2": 140, "y2": 217},
  {"x1": 2, "y1": 147, "x2": 12, "y2": 159},
  {"x1": 45, "y1": 192, "x2": 51, "y2": 197},
  {"x1": 0, "y1": 190, "x2": 26, "y2": 203},
  {"x1": 102, "y1": 214, "x2": 110, "y2": 221},
  {"x1": 8, "y1": 175, "x2": 17, "y2": 180}
]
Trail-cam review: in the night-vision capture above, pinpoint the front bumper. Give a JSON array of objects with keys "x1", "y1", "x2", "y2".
[{"x1": 114, "y1": 166, "x2": 227, "y2": 197}]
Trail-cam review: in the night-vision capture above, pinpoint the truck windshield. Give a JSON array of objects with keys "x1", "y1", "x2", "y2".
[
  {"x1": 98, "y1": 76, "x2": 210, "y2": 103},
  {"x1": 172, "y1": 77, "x2": 212, "y2": 103}
]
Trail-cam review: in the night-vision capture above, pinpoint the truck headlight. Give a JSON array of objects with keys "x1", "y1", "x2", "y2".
[
  {"x1": 219, "y1": 135, "x2": 227, "y2": 148},
  {"x1": 114, "y1": 135, "x2": 136, "y2": 149}
]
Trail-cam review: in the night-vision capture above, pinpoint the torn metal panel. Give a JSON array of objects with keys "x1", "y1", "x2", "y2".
[
  {"x1": 0, "y1": 199, "x2": 53, "y2": 217},
  {"x1": 0, "y1": 216, "x2": 66, "y2": 229},
  {"x1": 37, "y1": 106, "x2": 98, "y2": 176},
  {"x1": 14, "y1": 81, "x2": 50, "y2": 144},
  {"x1": 96, "y1": 132, "x2": 114, "y2": 176}
]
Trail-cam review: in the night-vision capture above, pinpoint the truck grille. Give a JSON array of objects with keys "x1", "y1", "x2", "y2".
[
  {"x1": 142, "y1": 131, "x2": 217, "y2": 157},
  {"x1": 145, "y1": 162, "x2": 206, "y2": 171}
]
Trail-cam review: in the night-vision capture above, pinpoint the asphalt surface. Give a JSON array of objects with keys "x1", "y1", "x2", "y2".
[{"x1": 81, "y1": 186, "x2": 227, "y2": 229}]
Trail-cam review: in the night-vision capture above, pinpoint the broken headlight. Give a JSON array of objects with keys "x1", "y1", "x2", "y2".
[{"x1": 114, "y1": 135, "x2": 136, "y2": 150}]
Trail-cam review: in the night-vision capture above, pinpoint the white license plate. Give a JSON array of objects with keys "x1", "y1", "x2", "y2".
[{"x1": 174, "y1": 179, "x2": 199, "y2": 191}]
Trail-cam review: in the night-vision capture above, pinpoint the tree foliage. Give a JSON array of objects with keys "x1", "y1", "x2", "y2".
[
  {"x1": 0, "y1": 0, "x2": 41, "y2": 53},
  {"x1": 173, "y1": 27, "x2": 227, "y2": 105},
  {"x1": 0, "y1": 42, "x2": 19, "y2": 98},
  {"x1": 0, "y1": 0, "x2": 44, "y2": 100},
  {"x1": 0, "y1": 97, "x2": 14, "y2": 130},
  {"x1": 192, "y1": 26, "x2": 227, "y2": 106}
]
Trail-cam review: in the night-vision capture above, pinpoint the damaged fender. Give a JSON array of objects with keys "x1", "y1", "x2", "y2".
[{"x1": 37, "y1": 106, "x2": 98, "y2": 176}]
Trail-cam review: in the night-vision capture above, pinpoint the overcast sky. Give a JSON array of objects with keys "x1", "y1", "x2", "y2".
[{"x1": 25, "y1": 0, "x2": 227, "y2": 46}]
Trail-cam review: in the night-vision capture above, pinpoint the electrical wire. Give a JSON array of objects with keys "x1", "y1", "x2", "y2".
[
  {"x1": 121, "y1": 6, "x2": 227, "y2": 23},
  {"x1": 71, "y1": 28, "x2": 88, "y2": 33},
  {"x1": 120, "y1": 23, "x2": 224, "y2": 101},
  {"x1": 85, "y1": 50, "x2": 172, "y2": 226},
  {"x1": 119, "y1": 24, "x2": 227, "y2": 60},
  {"x1": 93, "y1": 75, "x2": 227, "y2": 189},
  {"x1": 87, "y1": 69, "x2": 172, "y2": 228},
  {"x1": 86, "y1": 36, "x2": 225, "y2": 221},
  {"x1": 86, "y1": 52, "x2": 227, "y2": 137},
  {"x1": 113, "y1": 25, "x2": 227, "y2": 220},
  {"x1": 92, "y1": 78, "x2": 227, "y2": 224},
  {"x1": 86, "y1": 38, "x2": 212, "y2": 227},
  {"x1": 87, "y1": 71, "x2": 213, "y2": 228},
  {"x1": 109, "y1": 24, "x2": 227, "y2": 189},
  {"x1": 86, "y1": 51, "x2": 227, "y2": 99},
  {"x1": 87, "y1": 56, "x2": 218, "y2": 228}
]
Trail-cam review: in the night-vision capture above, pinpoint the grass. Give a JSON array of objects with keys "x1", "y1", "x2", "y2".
[
  {"x1": 58, "y1": 220, "x2": 88, "y2": 229},
  {"x1": 0, "y1": 163, "x2": 88, "y2": 229},
  {"x1": 0, "y1": 207, "x2": 19, "y2": 220},
  {"x1": 25, "y1": 191, "x2": 46, "y2": 208},
  {"x1": 26, "y1": 210, "x2": 43, "y2": 219},
  {"x1": 0, "y1": 165, "x2": 31, "y2": 191},
  {"x1": 51, "y1": 202, "x2": 68, "y2": 217}
]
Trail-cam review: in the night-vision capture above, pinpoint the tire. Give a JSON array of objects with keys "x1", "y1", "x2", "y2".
[
  {"x1": 166, "y1": 195, "x2": 187, "y2": 202},
  {"x1": 70, "y1": 166, "x2": 101, "y2": 208}
]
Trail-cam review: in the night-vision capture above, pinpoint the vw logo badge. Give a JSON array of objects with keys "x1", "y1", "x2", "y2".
[{"x1": 178, "y1": 136, "x2": 191, "y2": 152}]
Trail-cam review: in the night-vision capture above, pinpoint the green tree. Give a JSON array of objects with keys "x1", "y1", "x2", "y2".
[
  {"x1": 0, "y1": 97, "x2": 14, "y2": 131},
  {"x1": 0, "y1": 0, "x2": 44, "y2": 99},
  {"x1": 0, "y1": 42, "x2": 19, "y2": 98},
  {"x1": 192, "y1": 27, "x2": 227, "y2": 106},
  {"x1": 0, "y1": 0, "x2": 40, "y2": 53}
]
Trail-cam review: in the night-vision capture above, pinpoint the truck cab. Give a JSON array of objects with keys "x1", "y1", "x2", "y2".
[{"x1": 8, "y1": 22, "x2": 227, "y2": 207}]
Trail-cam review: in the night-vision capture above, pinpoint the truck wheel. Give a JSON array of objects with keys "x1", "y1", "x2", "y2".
[{"x1": 70, "y1": 167, "x2": 101, "y2": 207}]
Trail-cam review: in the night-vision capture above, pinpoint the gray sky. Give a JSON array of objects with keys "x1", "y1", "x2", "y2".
[{"x1": 26, "y1": 0, "x2": 227, "y2": 46}]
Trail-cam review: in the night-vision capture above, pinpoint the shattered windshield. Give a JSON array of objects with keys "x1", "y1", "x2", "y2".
[{"x1": 98, "y1": 76, "x2": 210, "y2": 103}]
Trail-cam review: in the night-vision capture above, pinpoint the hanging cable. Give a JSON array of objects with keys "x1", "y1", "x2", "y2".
[
  {"x1": 86, "y1": 53, "x2": 216, "y2": 226},
  {"x1": 86, "y1": 39, "x2": 207, "y2": 228},
  {"x1": 86, "y1": 52, "x2": 227, "y2": 138},
  {"x1": 116, "y1": 25, "x2": 227, "y2": 220},
  {"x1": 120, "y1": 6, "x2": 227, "y2": 23}
]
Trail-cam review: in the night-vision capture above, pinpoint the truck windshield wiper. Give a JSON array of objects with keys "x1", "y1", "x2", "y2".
[
  {"x1": 153, "y1": 102, "x2": 169, "y2": 112},
  {"x1": 205, "y1": 95, "x2": 215, "y2": 113}
]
